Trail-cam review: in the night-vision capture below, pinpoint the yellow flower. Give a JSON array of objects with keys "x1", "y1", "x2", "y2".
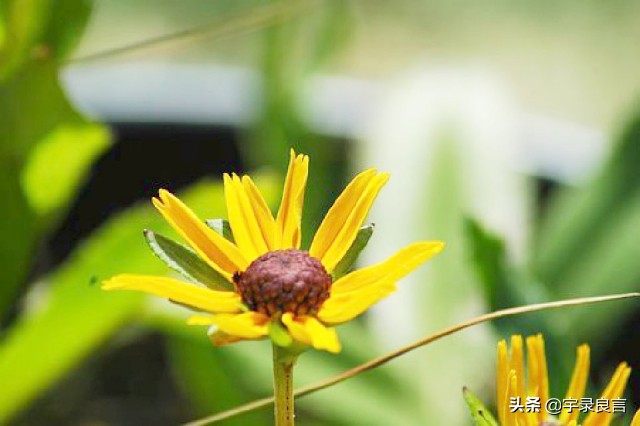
[
  {"x1": 497, "y1": 334, "x2": 634, "y2": 426},
  {"x1": 103, "y1": 150, "x2": 444, "y2": 353}
]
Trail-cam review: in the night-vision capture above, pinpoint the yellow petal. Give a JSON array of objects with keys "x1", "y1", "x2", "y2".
[
  {"x1": 281, "y1": 313, "x2": 341, "y2": 353},
  {"x1": 526, "y1": 334, "x2": 549, "y2": 425},
  {"x1": 223, "y1": 174, "x2": 269, "y2": 260},
  {"x1": 309, "y1": 168, "x2": 376, "y2": 260},
  {"x1": 505, "y1": 370, "x2": 519, "y2": 426},
  {"x1": 497, "y1": 340, "x2": 509, "y2": 426},
  {"x1": 242, "y1": 175, "x2": 278, "y2": 251},
  {"x1": 329, "y1": 241, "x2": 444, "y2": 294},
  {"x1": 559, "y1": 344, "x2": 590, "y2": 424},
  {"x1": 102, "y1": 274, "x2": 242, "y2": 313},
  {"x1": 630, "y1": 409, "x2": 640, "y2": 426},
  {"x1": 318, "y1": 242, "x2": 444, "y2": 324},
  {"x1": 188, "y1": 316, "x2": 249, "y2": 345},
  {"x1": 276, "y1": 149, "x2": 309, "y2": 249},
  {"x1": 209, "y1": 312, "x2": 270, "y2": 339},
  {"x1": 209, "y1": 330, "x2": 243, "y2": 346},
  {"x1": 583, "y1": 362, "x2": 631, "y2": 426},
  {"x1": 317, "y1": 282, "x2": 396, "y2": 325},
  {"x1": 509, "y1": 335, "x2": 526, "y2": 401},
  {"x1": 186, "y1": 315, "x2": 217, "y2": 325},
  {"x1": 310, "y1": 169, "x2": 389, "y2": 272},
  {"x1": 153, "y1": 189, "x2": 248, "y2": 279},
  {"x1": 504, "y1": 336, "x2": 538, "y2": 426}
]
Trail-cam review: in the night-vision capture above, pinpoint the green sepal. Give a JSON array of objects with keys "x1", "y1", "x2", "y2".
[
  {"x1": 331, "y1": 223, "x2": 374, "y2": 279},
  {"x1": 269, "y1": 318, "x2": 293, "y2": 348},
  {"x1": 463, "y1": 387, "x2": 499, "y2": 426},
  {"x1": 205, "y1": 218, "x2": 235, "y2": 243},
  {"x1": 143, "y1": 229, "x2": 234, "y2": 291}
]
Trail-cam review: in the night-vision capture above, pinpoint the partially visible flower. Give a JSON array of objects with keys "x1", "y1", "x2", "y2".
[
  {"x1": 103, "y1": 150, "x2": 443, "y2": 353},
  {"x1": 495, "y1": 334, "x2": 634, "y2": 426}
]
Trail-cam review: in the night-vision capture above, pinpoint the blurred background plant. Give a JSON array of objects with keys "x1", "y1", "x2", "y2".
[{"x1": 1, "y1": 0, "x2": 639, "y2": 425}]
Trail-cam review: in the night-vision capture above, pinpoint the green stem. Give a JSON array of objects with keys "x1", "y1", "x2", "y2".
[{"x1": 272, "y1": 344, "x2": 297, "y2": 426}]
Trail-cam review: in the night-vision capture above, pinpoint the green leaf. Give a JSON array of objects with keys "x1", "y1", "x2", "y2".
[
  {"x1": 464, "y1": 217, "x2": 550, "y2": 335},
  {"x1": 0, "y1": 7, "x2": 6, "y2": 49},
  {"x1": 0, "y1": 62, "x2": 82, "y2": 319},
  {"x1": 0, "y1": 167, "x2": 37, "y2": 320},
  {"x1": 0, "y1": 62, "x2": 80, "y2": 160},
  {"x1": 558, "y1": 194, "x2": 640, "y2": 342},
  {"x1": 144, "y1": 230, "x2": 234, "y2": 291},
  {"x1": 532, "y1": 107, "x2": 640, "y2": 344},
  {"x1": 0, "y1": 0, "x2": 51, "y2": 80},
  {"x1": 0, "y1": 194, "x2": 158, "y2": 423},
  {"x1": 464, "y1": 218, "x2": 504, "y2": 308},
  {"x1": 268, "y1": 319, "x2": 293, "y2": 347},
  {"x1": 463, "y1": 387, "x2": 499, "y2": 426},
  {"x1": 534, "y1": 108, "x2": 640, "y2": 292},
  {"x1": 331, "y1": 223, "x2": 374, "y2": 279},
  {"x1": 0, "y1": 179, "x2": 263, "y2": 423},
  {"x1": 20, "y1": 123, "x2": 111, "y2": 216},
  {"x1": 0, "y1": 0, "x2": 92, "y2": 79},
  {"x1": 205, "y1": 218, "x2": 235, "y2": 243},
  {"x1": 42, "y1": 0, "x2": 92, "y2": 60}
]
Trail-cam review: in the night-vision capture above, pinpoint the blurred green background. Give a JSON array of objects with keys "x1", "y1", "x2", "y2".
[{"x1": 1, "y1": 0, "x2": 640, "y2": 425}]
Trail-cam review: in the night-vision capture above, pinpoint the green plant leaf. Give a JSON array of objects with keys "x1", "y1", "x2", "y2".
[
  {"x1": 0, "y1": 6, "x2": 6, "y2": 49},
  {"x1": 534, "y1": 108, "x2": 640, "y2": 291},
  {"x1": 463, "y1": 387, "x2": 499, "y2": 426},
  {"x1": 205, "y1": 218, "x2": 235, "y2": 243},
  {"x1": 532, "y1": 108, "x2": 640, "y2": 344},
  {"x1": 0, "y1": 0, "x2": 92, "y2": 79},
  {"x1": 0, "y1": 61, "x2": 79, "y2": 161},
  {"x1": 464, "y1": 217, "x2": 550, "y2": 335},
  {"x1": 331, "y1": 223, "x2": 374, "y2": 279},
  {"x1": 20, "y1": 123, "x2": 111, "y2": 216},
  {"x1": 0, "y1": 0, "x2": 51, "y2": 80},
  {"x1": 0, "y1": 195, "x2": 157, "y2": 423},
  {"x1": 0, "y1": 168, "x2": 37, "y2": 320},
  {"x1": 0, "y1": 181, "x2": 221, "y2": 421},
  {"x1": 464, "y1": 218, "x2": 504, "y2": 308},
  {"x1": 0, "y1": 62, "x2": 83, "y2": 319},
  {"x1": 0, "y1": 175, "x2": 280, "y2": 423},
  {"x1": 558, "y1": 194, "x2": 640, "y2": 342},
  {"x1": 144, "y1": 230, "x2": 234, "y2": 291},
  {"x1": 42, "y1": 0, "x2": 92, "y2": 60}
]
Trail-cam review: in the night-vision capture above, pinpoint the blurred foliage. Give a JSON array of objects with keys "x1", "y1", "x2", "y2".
[
  {"x1": 465, "y1": 106, "x2": 640, "y2": 397},
  {"x1": 21, "y1": 124, "x2": 110, "y2": 216},
  {"x1": 0, "y1": 0, "x2": 106, "y2": 322},
  {"x1": 465, "y1": 218, "x2": 550, "y2": 337}
]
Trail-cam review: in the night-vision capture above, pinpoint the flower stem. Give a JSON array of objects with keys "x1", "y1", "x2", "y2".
[{"x1": 272, "y1": 344, "x2": 297, "y2": 426}]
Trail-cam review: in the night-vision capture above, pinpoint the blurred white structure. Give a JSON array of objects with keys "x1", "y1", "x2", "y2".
[{"x1": 63, "y1": 63, "x2": 607, "y2": 185}]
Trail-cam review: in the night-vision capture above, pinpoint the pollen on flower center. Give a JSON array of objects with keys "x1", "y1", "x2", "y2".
[{"x1": 233, "y1": 249, "x2": 332, "y2": 316}]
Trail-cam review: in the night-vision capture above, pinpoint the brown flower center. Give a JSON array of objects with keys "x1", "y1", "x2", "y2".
[{"x1": 233, "y1": 249, "x2": 332, "y2": 316}]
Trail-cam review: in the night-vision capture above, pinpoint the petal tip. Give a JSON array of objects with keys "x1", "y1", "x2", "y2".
[
  {"x1": 151, "y1": 196, "x2": 164, "y2": 209},
  {"x1": 158, "y1": 188, "x2": 173, "y2": 200}
]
